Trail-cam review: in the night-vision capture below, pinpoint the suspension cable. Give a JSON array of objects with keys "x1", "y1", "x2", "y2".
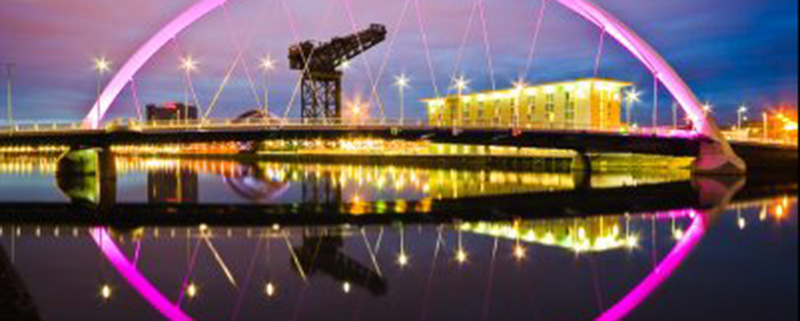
[
  {"x1": 414, "y1": 0, "x2": 441, "y2": 99},
  {"x1": 343, "y1": 0, "x2": 386, "y2": 120},
  {"x1": 448, "y1": 0, "x2": 480, "y2": 96},
  {"x1": 280, "y1": 0, "x2": 337, "y2": 120},
  {"x1": 477, "y1": 0, "x2": 496, "y2": 90},
  {"x1": 524, "y1": 0, "x2": 548, "y2": 80},
  {"x1": 129, "y1": 78, "x2": 143, "y2": 121},
  {"x1": 593, "y1": 28, "x2": 607, "y2": 79},
  {"x1": 368, "y1": 0, "x2": 414, "y2": 119},
  {"x1": 221, "y1": 3, "x2": 264, "y2": 109}
]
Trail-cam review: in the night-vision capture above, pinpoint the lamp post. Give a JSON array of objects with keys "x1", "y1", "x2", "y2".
[
  {"x1": 453, "y1": 76, "x2": 469, "y2": 128},
  {"x1": 672, "y1": 102, "x2": 679, "y2": 130},
  {"x1": 179, "y1": 56, "x2": 198, "y2": 123},
  {"x1": 93, "y1": 57, "x2": 112, "y2": 128},
  {"x1": 702, "y1": 103, "x2": 713, "y2": 118},
  {"x1": 259, "y1": 56, "x2": 276, "y2": 118},
  {"x1": 737, "y1": 105, "x2": 748, "y2": 130},
  {"x1": 4, "y1": 63, "x2": 13, "y2": 128},
  {"x1": 624, "y1": 88, "x2": 641, "y2": 127},
  {"x1": 394, "y1": 74, "x2": 410, "y2": 125}
]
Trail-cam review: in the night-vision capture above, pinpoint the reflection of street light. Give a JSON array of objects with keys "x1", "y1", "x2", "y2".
[
  {"x1": 394, "y1": 74, "x2": 410, "y2": 124},
  {"x1": 624, "y1": 88, "x2": 641, "y2": 125},
  {"x1": 100, "y1": 283, "x2": 113, "y2": 301},
  {"x1": 265, "y1": 282, "x2": 277, "y2": 298},
  {"x1": 260, "y1": 55, "x2": 276, "y2": 117},
  {"x1": 93, "y1": 57, "x2": 112, "y2": 127}
]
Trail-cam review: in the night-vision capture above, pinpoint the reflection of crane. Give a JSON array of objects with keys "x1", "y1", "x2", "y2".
[
  {"x1": 289, "y1": 24, "x2": 387, "y2": 121},
  {"x1": 292, "y1": 234, "x2": 388, "y2": 296}
]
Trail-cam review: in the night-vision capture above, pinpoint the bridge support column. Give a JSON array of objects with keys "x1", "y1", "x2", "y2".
[
  {"x1": 56, "y1": 147, "x2": 117, "y2": 207},
  {"x1": 571, "y1": 152, "x2": 593, "y2": 173},
  {"x1": 692, "y1": 140, "x2": 747, "y2": 176}
]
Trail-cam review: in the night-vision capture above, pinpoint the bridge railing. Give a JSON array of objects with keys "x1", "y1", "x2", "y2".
[{"x1": 1, "y1": 118, "x2": 796, "y2": 147}]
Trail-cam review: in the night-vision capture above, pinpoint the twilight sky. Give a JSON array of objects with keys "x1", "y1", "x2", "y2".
[{"x1": 0, "y1": 0, "x2": 797, "y2": 124}]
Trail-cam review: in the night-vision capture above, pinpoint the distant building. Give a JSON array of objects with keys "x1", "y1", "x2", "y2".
[
  {"x1": 423, "y1": 78, "x2": 632, "y2": 130},
  {"x1": 148, "y1": 169, "x2": 198, "y2": 204},
  {"x1": 146, "y1": 102, "x2": 198, "y2": 121}
]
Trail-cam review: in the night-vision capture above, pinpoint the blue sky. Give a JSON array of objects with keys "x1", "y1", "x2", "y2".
[{"x1": 0, "y1": 0, "x2": 797, "y2": 125}]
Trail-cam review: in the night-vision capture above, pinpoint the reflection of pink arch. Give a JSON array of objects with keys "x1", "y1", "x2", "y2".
[
  {"x1": 90, "y1": 228, "x2": 193, "y2": 321},
  {"x1": 87, "y1": 0, "x2": 714, "y2": 137},
  {"x1": 597, "y1": 209, "x2": 706, "y2": 320}
]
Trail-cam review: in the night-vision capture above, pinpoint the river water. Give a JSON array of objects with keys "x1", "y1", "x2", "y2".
[{"x1": 0, "y1": 155, "x2": 796, "y2": 320}]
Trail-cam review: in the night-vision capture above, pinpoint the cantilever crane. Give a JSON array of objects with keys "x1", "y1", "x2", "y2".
[{"x1": 288, "y1": 24, "x2": 387, "y2": 121}]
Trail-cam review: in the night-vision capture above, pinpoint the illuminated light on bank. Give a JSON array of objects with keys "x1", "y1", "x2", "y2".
[
  {"x1": 186, "y1": 283, "x2": 199, "y2": 299},
  {"x1": 100, "y1": 284, "x2": 113, "y2": 300},
  {"x1": 513, "y1": 245, "x2": 527, "y2": 261},
  {"x1": 265, "y1": 282, "x2": 277, "y2": 298},
  {"x1": 455, "y1": 249, "x2": 469, "y2": 264},
  {"x1": 343, "y1": 281, "x2": 352, "y2": 294},
  {"x1": 397, "y1": 253, "x2": 410, "y2": 267}
]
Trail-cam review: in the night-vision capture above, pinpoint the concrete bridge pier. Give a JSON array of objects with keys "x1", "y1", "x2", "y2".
[
  {"x1": 571, "y1": 152, "x2": 593, "y2": 173},
  {"x1": 692, "y1": 140, "x2": 748, "y2": 176},
  {"x1": 56, "y1": 147, "x2": 117, "y2": 208}
]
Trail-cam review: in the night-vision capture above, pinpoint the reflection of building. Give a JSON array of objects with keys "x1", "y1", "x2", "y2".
[
  {"x1": 461, "y1": 216, "x2": 638, "y2": 253},
  {"x1": 148, "y1": 169, "x2": 198, "y2": 204},
  {"x1": 424, "y1": 78, "x2": 631, "y2": 130},
  {"x1": 146, "y1": 103, "x2": 198, "y2": 121}
]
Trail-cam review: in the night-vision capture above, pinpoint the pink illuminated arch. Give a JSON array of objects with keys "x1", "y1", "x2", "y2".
[
  {"x1": 83, "y1": 0, "x2": 230, "y2": 129},
  {"x1": 84, "y1": 0, "x2": 724, "y2": 142}
]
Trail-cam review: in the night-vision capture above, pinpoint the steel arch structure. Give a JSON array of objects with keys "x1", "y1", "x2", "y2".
[{"x1": 82, "y1": 0, "x2": 745, "y2": 174}]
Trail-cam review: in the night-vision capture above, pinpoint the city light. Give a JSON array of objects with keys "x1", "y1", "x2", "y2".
[
  {"x1": 265, "y1": 282, "x2": 277, "y2": 298},
  {"x1": 397, "y1": 252, "x2": 410, "y2": 267},
  {"x1": 93, "y1": 57, "x2": 112, "y2": 74},
  {"x1": 186, "y1": 283, "x2": 199, "y2": 299},
  {"x1": 702, "y1": 103, "x2": 714, "y2": 117},
  {"x1": 343, "y1": 281, "x2": 352, "y2": 294},
  {"x1": 179, "y1": 56, "x2": 198, "y2": 73},
  {"x1": 455, "y1": 249, "x2": 468, "y2": 264},
  {"x1": 100, "y1": 283, "x2": 113, "y2": 300},
  {"x1": 452, "y1": 75, "x2": 470, "y2": 92},
  {"x1": 259, "y1": 55, "x2": 276, "y2": 71},
  {"x1": 625, "y1": 88, "x2": 641, "y2": 125},
  {"x1": 513, "y1": 244, "x2": 527, "y2": 260},
  {"x1": 394, "y1": 74, "x2": 410, "y2": 89}
]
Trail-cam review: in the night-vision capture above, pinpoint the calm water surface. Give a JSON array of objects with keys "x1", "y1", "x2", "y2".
[{"x1": 0, "y1": 155, "x2": 796, "y2": 320}]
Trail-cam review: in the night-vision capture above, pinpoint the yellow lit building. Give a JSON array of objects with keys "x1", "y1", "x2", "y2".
[{"x1": 424, "y1": 78, "x2": 632, "y2": 130}]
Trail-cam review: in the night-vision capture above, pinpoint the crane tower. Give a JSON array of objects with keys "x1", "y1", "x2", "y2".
[{"x1": 288, "y1": 24, "x2": 387, "y2": 121}]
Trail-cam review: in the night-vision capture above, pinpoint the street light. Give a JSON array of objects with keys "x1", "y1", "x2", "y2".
[
  {"x1": 93, "y1": 57, "x2": 112, "y2": 127},
  {"x1": 260, "y1": 55, "x2": 276, "y2": 117},
  {"x1": 179, "y1": 56, "x2": 199, "y2": 123},
  {"x1": 394, "y1": 74, "x2": 410, "y2": 125},
  {"x1": 452, "y1": 75, "x2": 470, "y2": 128},
  {"x1": 624, "y1": 88, "x2": 641, "y2": 126},
  {"x1": 702, "y1": 102, "x2": 713, "y2": 118},
  {"x1": 737, "y1": 105, "x2": 748, "y2": 130}
]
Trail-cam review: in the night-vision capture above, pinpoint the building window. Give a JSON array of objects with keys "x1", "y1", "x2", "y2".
[
  {"x1": 546, "y1": 93, "x2": 556, "y2": 123},
  {"x1": 565, "y1": 92, "x2": 576, "y2": 124}
]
